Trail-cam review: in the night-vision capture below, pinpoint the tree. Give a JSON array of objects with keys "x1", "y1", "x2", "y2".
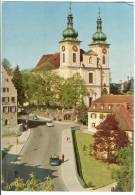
[
  {"x1": 112, "y1": 146, "x2": 133, "y2": 191},
  {"x1": 4, "y1": 172, "x2": 54, "y2": 191},
  {"x1": 12, "y1": 65, "x2": 25, "y2": 106},
  {"x1": 2, "y1": 58, "x2": 11, "y2": 73},
  {"x1": 60, "y1": 73, "x2": 86, "y2": 109},
  {"x1": 23, "y1": 71, "x2": 63, "y2": 108},
  {"x1": 110, "y1": 83, "x2": 120, "y2": 94},
  {"x1": 93, "y1": 114, "x2": 129, "y2": 163},
  {"x1": 77, "y1": 101, "x2": 88, "y2": 125}
]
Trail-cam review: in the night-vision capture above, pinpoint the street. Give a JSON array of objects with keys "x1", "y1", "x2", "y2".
[{"x1": 2, "y1": 122, "x2": 74, "y2": 191}]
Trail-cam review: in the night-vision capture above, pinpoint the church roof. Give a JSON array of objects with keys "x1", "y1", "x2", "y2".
[
  {"x1": 84, "y1": 50, "x2": 98, "y2": 56},
  {"x1": 33, "y1": 49, "x2": 85, "y2": 71},
  {"x1": 33, "y1": 53, "x2": 60, "y2": 71}
]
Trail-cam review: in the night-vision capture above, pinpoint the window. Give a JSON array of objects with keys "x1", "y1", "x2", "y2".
[
  {"x1": 93, "y1": 104, "x2": 96, "y2": 109},
  {"x1": 101, "y1": 104, "x2": 104, "y2": 110},
  {"x1": 91, "y1": 123, "x2": 96, "y2": 128},
  {"x1": 7, "y1": 88, "x2": 9, "y2": 92},
  {"x1": 108, "y1": 105, "x2": 112, "y2": 110},
  {"x1": 11, "y1": 97, "x2": 15, "y2": 102},
  {"x1": 89, "y1": 57, "x2": 92, "y2": 64},
  {"x1": 3, "y1": 106, "x2": 8, "y2": 113},
  {"x1": 100, "y1": 113, "x2": 104, "y2": 119},
  {"x1": 3, "y1": 88, "x2": 6, "y2": 92},
  {"x1": 10, "y1": 106, "x2": 16, "y2": 113},
  {"x1": 2, "y1": 97, "x2": 9, "y2": 103},
  {"x1": 63, "y1": 53, "x2": 65, "y2": 63},
  {"x1": 5, "y1": 119, "x2": 8, "y2": 125},
  {"x1": 103, "y1": 55, "x2": 105, "y2": 64},
  {"x1": 6, "y1": 78, "x2": 9, "y2": 82},
  {"x1": 73, "y1": 53, "x2": 76, "y2": 63},
  {"x1": 89, "y1": 72, "x2": 93, "y2": 83},
  {"x1": 91, "y1": 113, "x2": 96, "y2": 119}
]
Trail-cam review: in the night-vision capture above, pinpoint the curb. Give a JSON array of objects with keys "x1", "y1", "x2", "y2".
[{"x1": 18, "y1": 129, "x2": 31, "y2": 155}]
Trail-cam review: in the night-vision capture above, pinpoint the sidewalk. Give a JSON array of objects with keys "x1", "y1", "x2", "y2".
[
  {"x1": 61, "y1": 128, "x2": 116, "y2": 192},
  {"x1": 60, "y1": 128, "x2": 84, "y2": 191},
  {"x1": 3, "y1": 129, "x2": 31, "y2": 157}
]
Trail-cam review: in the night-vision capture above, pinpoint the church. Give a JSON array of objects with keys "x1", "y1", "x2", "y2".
[{"x1": 34, "y1": 6, "x2": 110, "y2": 107}]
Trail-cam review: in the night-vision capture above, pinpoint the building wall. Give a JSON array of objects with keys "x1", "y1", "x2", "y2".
[
  {"x1": 60, "y1": 41, "x2": 80, "y2": 68},
  {"x1": 88, "y1": 111, "x2": 109, "y2": 133},
  {"x1": 2, "y1": 66, "x2": 17, "y2": 129}
]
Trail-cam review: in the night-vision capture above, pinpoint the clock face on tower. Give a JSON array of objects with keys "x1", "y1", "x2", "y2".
[
  {"x1": 102, "y1": 48, "x2": 107, "y2": 54},
  {"x1": 62, "y1": 46, "x2": 65, "y2": 51},
  {"x1": 72, "y1": 45, "x2": 78, "y2": 52}
]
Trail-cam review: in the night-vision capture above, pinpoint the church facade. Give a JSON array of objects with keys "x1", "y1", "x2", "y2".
[{"x1": 34, "y1": 7, "x2": 110, "y2": 107}]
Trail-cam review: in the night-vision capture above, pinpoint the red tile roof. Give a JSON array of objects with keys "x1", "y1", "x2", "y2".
[
  {"x1": 112, "y1": 105, "x2": 133, "y2": 131},
  {"x1": 89, "y1": 95, "x2": 133, "y2": 115},
  {"x1": 93, "y1": 95, "x2": 133, "y2": 104},
  {"x1": 96, "y1": 105, "x2": 133, "y2": 132},
  {"x1": 34, "y1": 53, "x2": 60, "y2": 71},
  {"x1": 33, "y1": 49, "x2": 85, "y2": 71}
]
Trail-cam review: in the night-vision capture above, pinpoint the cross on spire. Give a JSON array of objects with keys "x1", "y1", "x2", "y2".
[
  {"x1": 98, "y1": 7, "x2": 101, "y2": 18},
  {"x1": 69, "y1": 2, "x2": 72, "y2": 14}
]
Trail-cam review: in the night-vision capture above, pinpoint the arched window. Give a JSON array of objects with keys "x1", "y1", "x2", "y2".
[
  {"x1": 73, "y1": 53, "x2": 76, "y2": 63},
  {"x1": 103, "y1": 55, "x2": 105, "y2": 64},
  {"x1": 89, "y1": 57, "x2": 92, "y2": 64},
  {"x1": 63, "y1": 53, "x2": 65, "y2": 63}
]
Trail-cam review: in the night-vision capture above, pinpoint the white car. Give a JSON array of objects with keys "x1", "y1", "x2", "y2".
[{"x1": 46, "y1": 121, "x2": 54, "y2": 127}]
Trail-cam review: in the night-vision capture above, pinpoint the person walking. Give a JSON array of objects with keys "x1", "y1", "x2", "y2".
[{"x1": 62, "y1": 154, "x2": 64, "y2": 163}]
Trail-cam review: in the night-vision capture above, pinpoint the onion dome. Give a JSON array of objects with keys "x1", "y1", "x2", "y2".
[
  {"x1": 60, "y1": 4, "x2": 79, "y2": 42},
  {"x1": 92, "y1": 9, "x2": 107, "y2": 44}
]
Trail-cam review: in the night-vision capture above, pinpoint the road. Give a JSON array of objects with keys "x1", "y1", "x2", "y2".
[{"x1": 2, "y1": 121, "x2": 74, "y2": 191}]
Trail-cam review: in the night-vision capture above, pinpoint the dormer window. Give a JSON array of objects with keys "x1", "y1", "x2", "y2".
[
  {"x1": 93, "y1": 104, "x2": 96, "y2": 109},
  {"x1": 108, "y1": 105, "x2": 112, "y2": 110},
  {"x1": 101, "y1": 104, "x2": 104, "y2": 110}
]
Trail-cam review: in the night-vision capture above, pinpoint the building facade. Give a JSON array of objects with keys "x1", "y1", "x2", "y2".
[
  {"x1": 34, "y1": 6, "x2": 110, "y2": 106},
  {"x1": 58, "y1": 8, "x2": 110, "y2": 106},
  {"x1": 88, "y1": 95, "x2": 133, "y2": 141},
  {"x1": 2, "y1": 66, "x2": 17, "y2": 130}
]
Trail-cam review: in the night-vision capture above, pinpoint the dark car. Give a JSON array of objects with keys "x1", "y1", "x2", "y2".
[{"x1": 49, "y1": 155, "x2": 61, "y2": 166}]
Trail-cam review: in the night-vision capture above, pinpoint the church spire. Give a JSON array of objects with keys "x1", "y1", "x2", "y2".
[
  {"x1": 91, "y1": 9, "x2": 108, "y2": 44},
  {"x1": 60, "y1": 2, "x2": 79, "y2": 42},
  {"x1": 97, "y1": 8, "x2": 102, "y2": 32},
  {"x1": 67, "y1": 2, "x2": 73, "y2": 28}
]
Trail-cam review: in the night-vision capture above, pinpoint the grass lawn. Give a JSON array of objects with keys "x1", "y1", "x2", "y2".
[{"x1": 75, "y1": 131, "x2": 119, "y2": 189}]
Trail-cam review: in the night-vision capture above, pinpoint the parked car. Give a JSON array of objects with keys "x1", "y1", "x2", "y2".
[
  {"x1": 46, "y1": 121, "x2": 54, "y2": 127},
  {"x1": 33, "y1": 115, "x2": 39, "y2": 120},
  {"x1": 49, "y1": 155, "x2": 61, "y2": 166}
]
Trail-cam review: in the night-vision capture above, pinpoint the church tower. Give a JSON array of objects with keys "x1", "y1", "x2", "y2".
[
  {"x1": 59, "y1": 4, "x2": 81, "y2": 69},
  {"x1": 89, "y1": 9, "x2": 110, "y2": 96}
]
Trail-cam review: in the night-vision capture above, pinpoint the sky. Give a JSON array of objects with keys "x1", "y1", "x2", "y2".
[{"x1": 2, "y1": 1, "x2": 134, "y2": 83}]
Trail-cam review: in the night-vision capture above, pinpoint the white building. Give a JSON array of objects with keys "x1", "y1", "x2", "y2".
[
  {"x1": 34, "y1": 6, "x2": 110, "y2": 106},
  {"x1": 1, "y1": 66, "x2": 17, "y2": 130}
]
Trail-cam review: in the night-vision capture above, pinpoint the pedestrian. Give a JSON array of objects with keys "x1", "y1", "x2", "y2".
[{"x1": 62, "y1": 154, "x2": 64, "y2": 162}]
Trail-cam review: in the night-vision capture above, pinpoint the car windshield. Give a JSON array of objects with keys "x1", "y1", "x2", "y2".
[{"x1": 50, "y1": 155, "x2": 59, "y2": 160}]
